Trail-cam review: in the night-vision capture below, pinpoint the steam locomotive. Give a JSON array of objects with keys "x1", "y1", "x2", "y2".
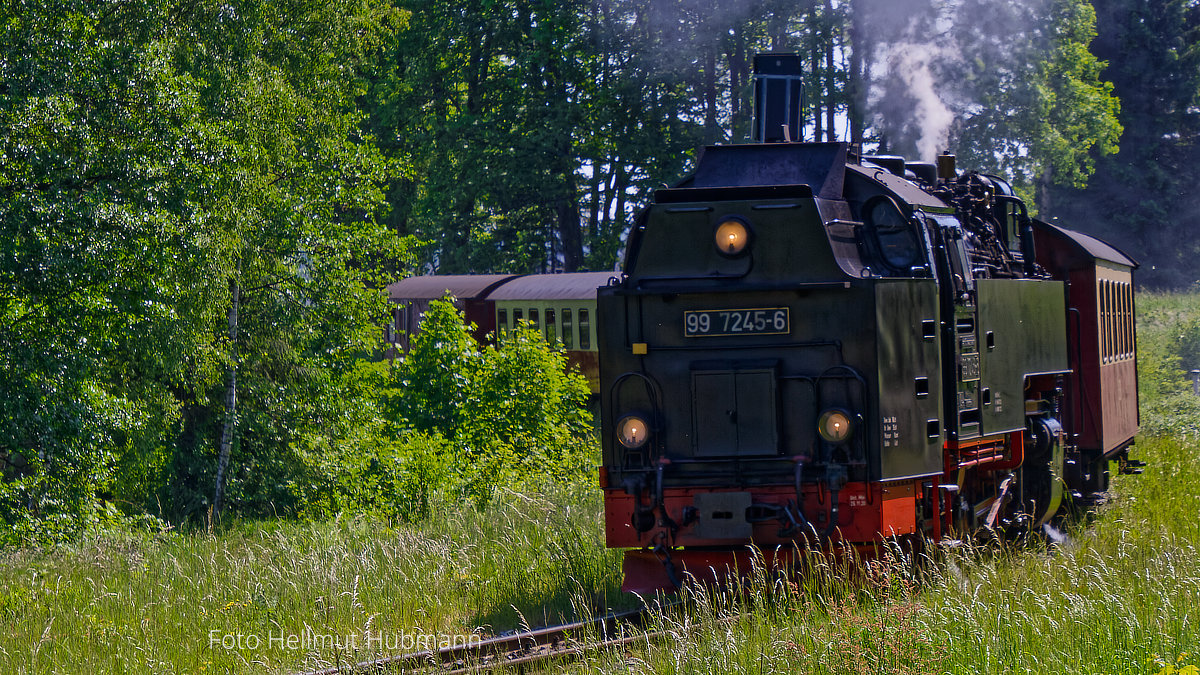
[{"x1": 597, "y1": 54, "x2": 1140, "y2": 592}]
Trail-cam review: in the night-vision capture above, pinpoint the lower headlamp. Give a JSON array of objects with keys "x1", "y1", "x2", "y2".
[
  {"x1": 617, "y1": 414, "x2": 650, "y2": 449},
  {"x1": 817, "y1": 408, "x2": 855, "y2": 443}
]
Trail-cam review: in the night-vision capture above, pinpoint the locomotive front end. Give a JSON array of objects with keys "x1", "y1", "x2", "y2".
[{"x1": 598, "y1": 142, "x2": 946, "y2": 592}]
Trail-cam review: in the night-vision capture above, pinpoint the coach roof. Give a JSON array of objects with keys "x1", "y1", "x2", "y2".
[
  {"x1": 386, "y1": 274, "x2": 519, "y2": 301},
  {"x1": 487, "y1": 272, "x2": 619, "y2": 301}
]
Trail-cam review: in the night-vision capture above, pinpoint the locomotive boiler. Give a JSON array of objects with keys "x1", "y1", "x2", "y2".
[{"x1": 596, "y1": 54, "x2": 1140, "y2": 592}]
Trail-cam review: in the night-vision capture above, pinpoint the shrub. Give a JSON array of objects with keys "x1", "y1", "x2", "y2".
[{"x1": 386, "y1": 298, "x2": 593, "y2": 508}]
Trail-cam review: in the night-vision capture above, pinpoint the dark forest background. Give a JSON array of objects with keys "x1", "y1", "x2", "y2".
[
  {"x1": 373, "y1": 0, "x2": 1196, "y2": 287},
  {"x1": 2, "y1": 0, "x2": 1197, "y2": 536}
]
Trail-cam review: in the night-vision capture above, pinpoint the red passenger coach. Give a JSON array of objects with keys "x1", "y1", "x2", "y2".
[
  {"x1": 385, "y1": 272, "x2": 613, "y2": 395},
  {"x1": 384, "y1": 274, "x2": 518, "y2": 353},
  {"x1": 1035, "y1": 223, "x2": 1140, "y2": 491}
]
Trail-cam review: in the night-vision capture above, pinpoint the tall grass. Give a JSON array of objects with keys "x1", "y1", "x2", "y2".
[
  {"x1": 575, "y1": 431, "x2": 1199, "y2": 675},
  {"x1": 0, "y1": 482, "x2": 626, "y2": 674},
  {"x1": 3, "y1": 292, "x2": 1199, "y2": 674},
  {"x1": 573, "y1": 291, "x2": 1200, "y2": 675}
]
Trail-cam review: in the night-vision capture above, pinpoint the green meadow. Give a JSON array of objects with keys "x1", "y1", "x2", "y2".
[{"x1": 3, "y1": 292, "x2": 1199, "y2": 674}]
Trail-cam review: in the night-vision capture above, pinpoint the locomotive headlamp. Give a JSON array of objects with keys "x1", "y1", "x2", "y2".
[
  {"x1": 616, "y1": 414, "x2": 651, "y2": 449},
  {"x1": 714, "y1": 218, "x2": 751, "y2": 256},
  {"x1": 817, "y1": 409, "x2": 855, "y2": 444}
]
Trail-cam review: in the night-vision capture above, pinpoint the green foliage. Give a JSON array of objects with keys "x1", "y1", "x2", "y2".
[
  {"x1": 1030, "y1": 0, "x2": 1123, "y2": 189},
  {"x1": 386, "y1": 299, "x2": 593, "y2": 509},
  {"x1": 273, "y1": 299, "x2": 593, "y2": 522},
  {"x1": 367, "y1": 0, "x2": 784, "y2": 274},
  {"x1": 390, "y1": 299, "x2": 482, "y2": 435},
  {"x1": 0, "y1": 0, "x2": 406, "y2": 538},
  {"x1": 1046, "y1": 0, "x2": 1200, "y2": 288},
  {"x1": 953, "y1": 0, "x2": 1122, "y2": 205}
]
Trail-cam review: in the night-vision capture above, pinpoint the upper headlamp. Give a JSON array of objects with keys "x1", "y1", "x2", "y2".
[{"x1": 714, "y1": 218, "x2": 751, "y2": 256}]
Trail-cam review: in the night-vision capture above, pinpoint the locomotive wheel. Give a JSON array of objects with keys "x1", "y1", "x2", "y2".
[{"x1": 1017, "y1": 417, "x2": 1065, "y2": 529}]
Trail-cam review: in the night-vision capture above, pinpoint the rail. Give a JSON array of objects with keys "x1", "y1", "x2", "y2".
[{"x1": 294, "y1": 605, "x2": 666, "y2": 675}]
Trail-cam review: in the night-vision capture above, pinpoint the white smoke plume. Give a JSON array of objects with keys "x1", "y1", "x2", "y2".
[
  {"x1": 860, "y1": 0, "x2": 1049, "y2": 162},
  {"x1": 876, "y1": 42, "x2": 958, "y2": 161}
]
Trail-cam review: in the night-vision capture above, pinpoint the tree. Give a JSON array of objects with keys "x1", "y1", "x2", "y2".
[
  {"x1": 952, "y1": 0, "x2": 1121, "y2": 208},
  {"x1": 1047, "y1": 0, "x2": 1200, "y2": 288},
  {"x1": 0, "y1": 0, "x2": 403, "y2": 536},
  {"x1": 367, "y1": 0, "x2": 818, "y2": 275}
]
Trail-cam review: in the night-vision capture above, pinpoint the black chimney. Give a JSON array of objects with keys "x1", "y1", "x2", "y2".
[{"x1": 753, "y1": 53, "x2": 803, "y2": 143}]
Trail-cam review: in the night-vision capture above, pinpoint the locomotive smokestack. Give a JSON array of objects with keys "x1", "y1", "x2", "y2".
[{"x1": 753, "y1": 53, "x2": 803, "y2": 143}]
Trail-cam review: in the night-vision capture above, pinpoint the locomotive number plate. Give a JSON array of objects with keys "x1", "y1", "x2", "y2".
[{"x1": 684, "y1": 307, "x2": 789, "y2": 337}]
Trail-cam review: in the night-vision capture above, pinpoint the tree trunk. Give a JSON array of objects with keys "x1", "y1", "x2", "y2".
[
  {"x1": 588, "y1": 160, "x2": 602, "y2": 249},
  {"x1": 704, "y1": 47, "x2": 718, "y2": 140},
  {"x1": 848, "y1": 0, "x2": 866, "y2": 146},
  {"x1": 824, "y1": 0, "x2": 836, "y2": 141},
  {"x1": 556, "y1": 119, "x2": 583, "y2": 271},
  {"x1": 727, "y1": 28, "x2": 749, "y2": 138},
  {"x1": 558, "y1": 184, "x2": 583, "y2": 273},
  {"x1": 810, "y1": 7, "x2": 822, "y2": 142},
  {"x1": 466, "y1": 29, "x2": 493, "y2": 115},
  {"x1": 601, "y1": 166, "x2": 617, "y2": 242},
  {"x1": 1038, "y1": 167, "x2": 1053, "y2": 216},
  {"x1": 213, "y1": 271, "x2": 240, "y2": 521},
  {"x1": 614, "y1": 164, "x2": 629, "y2": 235}
]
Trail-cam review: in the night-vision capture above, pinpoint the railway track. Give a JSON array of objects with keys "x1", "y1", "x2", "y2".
[{"x1": 297, "y1": 605, "x2": 667, "y2": 675}]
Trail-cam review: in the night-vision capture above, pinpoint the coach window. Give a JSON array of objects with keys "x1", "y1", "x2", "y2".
[
  {"x1": 545, "y1": 308, "x2": 557, "y2": 342},
  {"x1": 562, "y1": 309, "x2": 574, "y2": 349},
  {"x1": 1117, "y1": 282, "x2": 1124, "y2": 358},
  {"x1": 1118, "y1": 283, "x2": 1126, "y2": 358},
  {"x1": 1103, "y1": 280, "x2": 1113, "y2": 363},
  {"x1": 1105, "y1": 282, "x2": 1110, "y2": 362},
  {"x1": 1113, "y1": 282, "x2": 1120, "y2": 359},
  {"x1": 1124, "y1": 282, "x2": 1133, "y2": 359},
  {"x1": 579, "y1": 309, "x2": 591, "y2": 349},
  {"x1": 1123, "y1": 282, "x2": 1132, "y2": 360},
  {"x1": 1126, "y1": 283, "x2": 1132, "y2": 357},
  {"x1": 1125, "y1": 282, "x2": 1132, "y2": 358},
  {"x1": 528, "y1": 308, "x2": 539, "y2": 332},
  {"x1": 497, "y1": 308, "x2": 508, "y2": 335},
  {"x1": 1111, "y1": 281, "x2": 1118, "y2": 361},
  {"x1": 513, "y1": 308, "x2": 523, "y2": 327},
  {"x1": 1118, "y1": 281, "x2": 1128, "y2": 357}
]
